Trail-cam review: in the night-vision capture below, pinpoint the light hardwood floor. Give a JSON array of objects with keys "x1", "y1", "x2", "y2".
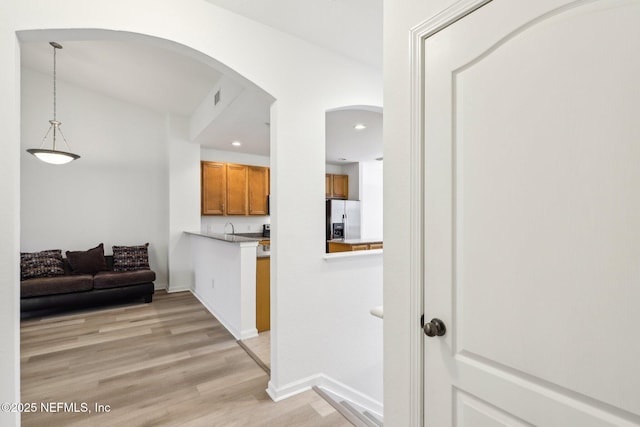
[
  {"x1": 240, "y1": 331, "x2": 271, "y2": 373},
  {"x1": 21, "y1": 291, "x2": 351, "y2": 427}
]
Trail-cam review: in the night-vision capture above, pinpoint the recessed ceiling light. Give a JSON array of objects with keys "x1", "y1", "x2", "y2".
[
  {"x1": 231, "y1": 141, "x2": 242, "y2": 147},
  {"x1": 354, "y1": 123, "x2": 367, "y2": 130}
]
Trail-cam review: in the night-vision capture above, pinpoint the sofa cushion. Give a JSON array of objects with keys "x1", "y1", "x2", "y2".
[
  {"x1": 21, "y1": 274, "x2": 93, "y2": 298},
  {"x1": 20, "y1": 249, "x2": 65, "y2": 281},
  {"x1": 112, "y1": 243, "x2": 150, "y2": 272},
  {"x1": 93, "y1": 270, "x2": 156, "y2": 289},
  {"x1": 66, "y1": 243, "x2": 108, "y2": 274}
]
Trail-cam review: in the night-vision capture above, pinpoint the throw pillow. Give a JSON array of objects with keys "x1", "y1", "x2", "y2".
[
  {"x1": 20, "y1": 249, "x2": 64, "y2": 281},
  {"x1": 66, "y1": 243, "x2": 108, "y2": 274},
  {"x1": 112, "y1": 243, "x2": 150, "y2": 272}
]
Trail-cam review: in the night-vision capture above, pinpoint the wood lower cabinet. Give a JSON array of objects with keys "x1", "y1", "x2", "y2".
[
  {"x1": 201, "y1": 162, "x2": 227, "y2": 215},
  {"x1": 327, "y1": 241, "x2": 383, "y2": 253},
  {"x1": 256, "y1": 257, "x2": 270, "y2": 332},
  {"x1": 248, "y1": 166, "x2": 269, "y2": 215},
  {"x1": 325, "y1": 174, "x2": 348, "y2": 199}
]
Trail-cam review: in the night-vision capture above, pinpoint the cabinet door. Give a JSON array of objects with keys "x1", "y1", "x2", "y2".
[
  {"x1": 328, "y1": 242, "x2": 349, "y2": 253},
  {"x1": 256, "y1": 257, "x2": 270, "y2": 332},
  {"x1": 201, "y1": 162, "x2": 226, "y2": 215},
  {"x1": 331, "y1": 174, "x2": 349, "y2": 199},
  {"x1": 325, "y1": 174, "x2": 333, "y2": 198},
  {"x1": 248, "y1": 166, "x2": 269, "y2": 215},
  {"x1": 226, "y1": 164, "x2": 248, "y2": 215}
]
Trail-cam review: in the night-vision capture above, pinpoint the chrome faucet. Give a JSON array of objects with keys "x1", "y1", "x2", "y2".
[{"x1": 224, "y1": 222, "x2": 235, "y2": 235}]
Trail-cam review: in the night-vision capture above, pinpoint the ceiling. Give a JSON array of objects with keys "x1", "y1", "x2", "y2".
[
  {"x1": 203, "y1": 0, "x2": 382, "y2": 69},
  {"x1": 21, "y1": 40, "x2": 224, "y2": 117},
  {"x1": 19, "y1": 0, "x2": 382, "y2": 162},
  {"x1": 326, "y1": 108, "x2": 383, "y2": 165}
]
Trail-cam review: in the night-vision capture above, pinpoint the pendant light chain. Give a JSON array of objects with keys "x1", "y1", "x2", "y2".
[{"x1": 49, "y1": 42, "x2": 71, "y2": 151}]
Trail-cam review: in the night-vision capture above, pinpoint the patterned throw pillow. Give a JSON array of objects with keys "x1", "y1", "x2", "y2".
[
  {"x1": 112, "y1": 243, "x2": 150, "y2": 272},
  {"x1": 20, "y1": 249, "x2": 65, "y2": 280}
]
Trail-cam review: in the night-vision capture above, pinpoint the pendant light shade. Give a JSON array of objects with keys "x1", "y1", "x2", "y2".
[{"x1": 27, "y1": 42, "x2": 80, "y2": 165}]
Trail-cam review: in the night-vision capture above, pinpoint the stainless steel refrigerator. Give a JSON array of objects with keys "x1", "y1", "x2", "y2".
[{"x1": 326, "y1": 199, "x2": 361, "y2": 243}]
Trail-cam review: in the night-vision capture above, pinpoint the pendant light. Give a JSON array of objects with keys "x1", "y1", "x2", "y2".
[{"x1": 26, "y1": 42, "x2": 80, "y2": 165}]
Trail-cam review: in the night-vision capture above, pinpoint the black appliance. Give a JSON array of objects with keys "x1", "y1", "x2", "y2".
[{"x1": 332, "y1": 223, "x2": 344, "y2": 239}]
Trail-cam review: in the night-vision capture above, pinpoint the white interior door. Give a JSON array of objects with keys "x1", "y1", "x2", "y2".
[{"x1": 422, "y1": 0, "x2": 640, "y2": 425}]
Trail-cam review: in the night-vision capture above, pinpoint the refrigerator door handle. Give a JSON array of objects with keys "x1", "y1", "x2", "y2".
[{"x1": 343, "y1": 214, "x2": 347, "y2": 239}]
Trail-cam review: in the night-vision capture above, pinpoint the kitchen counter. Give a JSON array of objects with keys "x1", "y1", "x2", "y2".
[
  {"x1": 186, "y1": 232, "x2": 270, "y2": 258},
  {"x1": 186, "y1": 231, "x2": 259, "y2": 243},
  {"x1": 327, "y1": 238, "x2": 383, "y2": 253},
  {"x1": 327, "y1": 238, "x2": 382, "y2": 245},
  {"x1": 234, "y1": 232, "x2": 270, "y2": 241}
]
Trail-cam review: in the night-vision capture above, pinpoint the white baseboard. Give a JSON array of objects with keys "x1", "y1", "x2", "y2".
[
  {"x1": 240, "y1": 328, "x2": 258, "y2": 340},
  {"x1": 267, "y1": 374, "x2": 320, "y2": 402},
  {"x1": 154, "y1": 282, "x2": 167, "y2": 291},
  {"x1": 267, "y1": 373, "x2": 383, "y2": 417},
  {"x1": 165, "y1": 284, "x2": 191, "y2": 293},
  {"x1": 191, "y1": 290, "x2": 242, "y2": 340}
]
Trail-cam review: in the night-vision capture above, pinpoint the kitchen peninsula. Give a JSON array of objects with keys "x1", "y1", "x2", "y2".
[{"x1": 186, "y1": 231, "x2": 269, "y2": 340}]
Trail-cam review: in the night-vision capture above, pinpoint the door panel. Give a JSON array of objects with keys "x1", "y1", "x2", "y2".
[
  {"x1": 454, "y1": 389, "x2": 534, "y2": 427},
  {"x1": 423, "y1": 0, "x2": 640, "y2": 425},
  {"x1": 201, "y1": 161, "x2": 226, "y2": 215},
  {"x1": 248, "y1": 166, "x2": 269, "y2": 215},
  {"x1": 226, "y1": 164, "x2": 248, "y2": 215}
]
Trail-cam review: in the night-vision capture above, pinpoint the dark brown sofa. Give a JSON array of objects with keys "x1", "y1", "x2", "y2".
[{"x1": 21, "y1": 255, "x2": 155, "y2": 319}]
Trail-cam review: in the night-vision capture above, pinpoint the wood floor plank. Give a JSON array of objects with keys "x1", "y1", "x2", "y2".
[{"x1": 21, "y1": 291, "x2": 351, "y2": 427}]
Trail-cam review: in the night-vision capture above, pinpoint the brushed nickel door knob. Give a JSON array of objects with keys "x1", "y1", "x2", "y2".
[{"x1": 423, "y1": 318, "x2": 446, "y2": 337}]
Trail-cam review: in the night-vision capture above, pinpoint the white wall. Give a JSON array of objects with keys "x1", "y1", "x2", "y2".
[
  {"x1": 20, "y1": 69, "x2": 170, "y2": 288},
  {"x1": 0, "y1": 30, "x2": 21, "y2": 427},
  {"x1": 190, "y1": 234, "x2": 258, "y2": 339},
  {"x1": 383, "y1": 0, "x2": 457, "y2": 425},
  {"x1": 342, "y1": 162, "x2": 360, "y2": 201},
  {"x1": 201, "y1": 147, "x2": 270, "y2": 167},
  {"x1": 360, "y1": 160, "x2": 383, "y2": 239},
  {"x1": 1, "y1": 2, "x2": 383, "y2": 423},
  {"x1": 200, "y1": 148, "x2": 271, "y2": 234},
  {"x1": 167, "y1": 115, "x2": 201, "y2": 292},
  {"x1": 325, "y1": 163, "x2": 344, "y2": 175}
]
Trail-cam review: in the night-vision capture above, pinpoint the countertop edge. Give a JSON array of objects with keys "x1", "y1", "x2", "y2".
[
  {"x1": 185, "y1": 231, "x2": 260, "y2": 245},
  {"x1": 322, "y1": 249, "x2": 383, "y2": 260}
]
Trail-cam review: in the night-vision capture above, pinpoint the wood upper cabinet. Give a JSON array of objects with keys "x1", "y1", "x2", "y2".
[
  {"x1": 201, "y1": 162, "x2": 226, "y2": 215},
  {"x1": 202, "y1": 161, "x2": 270, "y2": 216},
  {"x1": 326, "y1": 174, "x2": 348, "y2": 199},
  {"x1": 248, "y1": 166, "x2": 269, "y2": 215},
  {"x1": 325, "y1": 174, "x2": 333, "y2": 198},
  {"x1": 226, "y1": 164, "x2": 248, "y2": 215}
]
